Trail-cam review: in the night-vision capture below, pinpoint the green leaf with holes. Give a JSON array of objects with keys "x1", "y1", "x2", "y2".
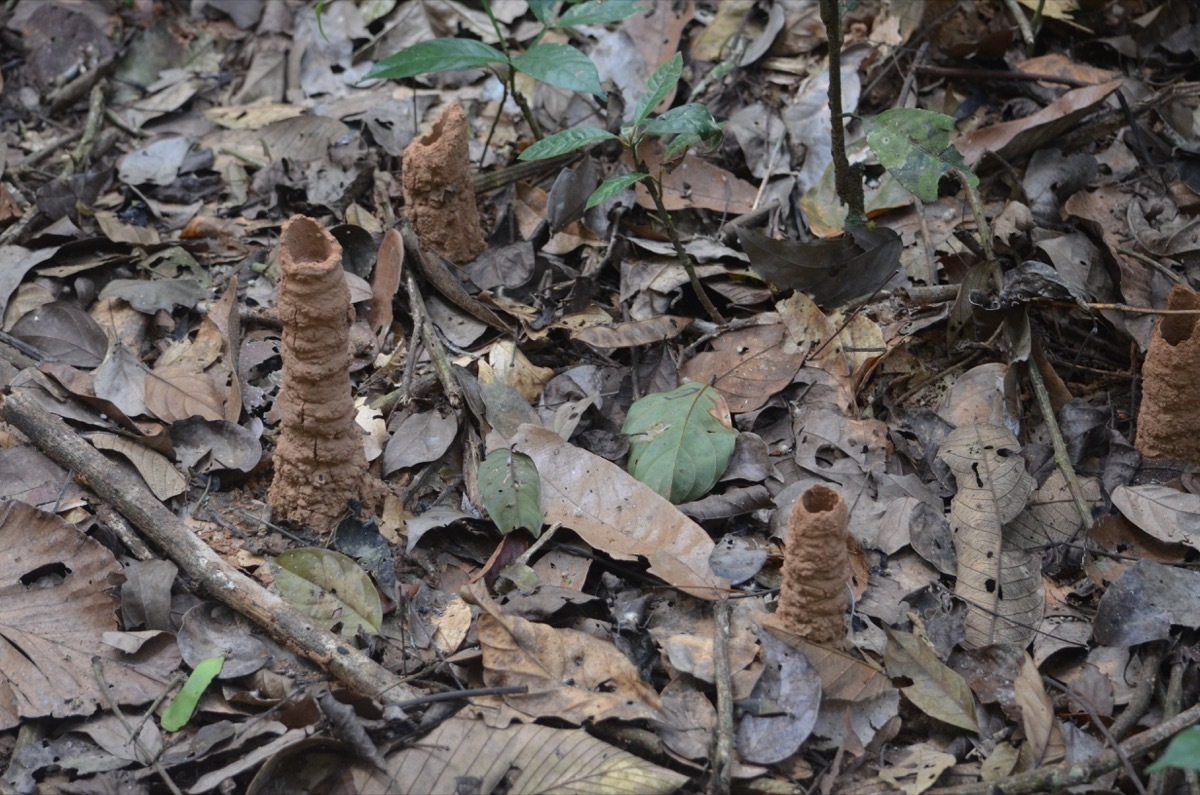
[
  {"x1": 161, "y1": 656, "x2": 224, "y2": 732},
  {"x1": 268, "y1": 548, "x2": 382, "y2": 637},
  {"x1": 479, "y1": 449, "x2": 543, "y2": 536},
  {"x1": 622, "y1": 382, "x2": 738, "y2": 504},
  {"x1": 862, "y1": 108, "x2": 978, "y2": 202}
]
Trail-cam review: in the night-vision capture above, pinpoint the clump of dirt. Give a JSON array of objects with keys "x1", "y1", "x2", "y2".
[
  {"x1": 775, "y1": 485, "x2": 849, "y2": 644},
  {"x1": 401, "y1": 102, "x2": 486, "y2": 264},
  {"x1": 1136, "y1": 284, "x2": 1200, "y2": 464},
  {"x1": 267, "y1": 215, "x2": 382, "y2": 534}
]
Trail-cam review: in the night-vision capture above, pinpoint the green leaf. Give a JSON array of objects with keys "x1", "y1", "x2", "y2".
[
  {"x1": 862, "y1": 108, "x2": 979, "y2": 203},
  {"x1": 365, "y1": 39, "x2": 507, "y2": 81},
  {"x1": 633, "y1": 52, "x2": 682, "y2": 128},
  {"x1": 513, "y1": 42, "x2": 607, "y2": 99},
  {"x1": 622, "y1": 382, "x2": 738, "y2": 503},
  {"x1": 1147, "y1": 727, "x2": 1200, "y2": 772},
  {"x1": 479, "y1": 449, "x2": 543, "y2": 536},
  {"x1": 519, "y1": 126, "x2": 617, "y2": 161},
  {"x1": 555, "y1": 0, "x2": 649, "y2": 28},
  {"x1": 586, "y1": 172, "x2": 648, "y2": 208},
  {"x1": 642, "y1": 103, "x2": 723, "y2": 160},
  {"x1": 528, "y1": 0, "x2": 557, "y2": 25},
  {"x1": 161, "y1": 656, "x2": 224, "y2": 732},
  {"x1": 268, "y1": 548, "x2": 383, "y2": 637}
]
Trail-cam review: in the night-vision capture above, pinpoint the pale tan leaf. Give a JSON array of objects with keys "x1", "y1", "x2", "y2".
[
  {"x1": 883, "y1": 627, "x2": 979, "y2": 733},
  {"x1": 938, "y1": 424, "x2": 1041, "y2": 647},
  {"x1": 144, "y1": 365, "x2": 224, "y2": 423},
  {"x1": 1013, "y1": 651, "x2": 1064, "y2": 766},
  {"x1": 87, "y1": 432, "x2": 187, "y2": 501},
  {"x1": 348, "y1": 718, "x2": 688, "y2": 794},
  {"x1": 878, "y1": 744, "x2": 957, "y2": 795},
  {"x1": 508, "y1": 424, "x2": 729, "y2": 599},
  {"x1": 573, "y1": 316, "x2": 693, "y2": 349}
]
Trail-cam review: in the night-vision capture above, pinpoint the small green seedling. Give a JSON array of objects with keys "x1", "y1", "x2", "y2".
[
  {"x1": 519, "y1": 53, "x2": 723, "y2": 209},
  {"x1": 364, "y1": 0, "x2": 649, "y2": 109},
  {"x1": 161, "y1": 655, "x2": 224, "y2": 732}
]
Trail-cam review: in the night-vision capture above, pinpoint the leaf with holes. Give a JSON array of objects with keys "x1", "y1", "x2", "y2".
[{"x1": 863, "y1": 108, "x2": 978, "y2": 202}]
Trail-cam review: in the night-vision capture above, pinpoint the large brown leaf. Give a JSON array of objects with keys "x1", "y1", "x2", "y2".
[
  {"x1": 508, "y1": 424, "x2": 729, "y2": 598},
  {"x1": 0, "y1": 501, "x2": 177, "y2": 729}
]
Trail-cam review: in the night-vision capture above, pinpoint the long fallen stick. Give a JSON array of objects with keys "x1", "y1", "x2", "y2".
[{"x1": 1, "y1": 389, "x2": 421, "y2": 706}]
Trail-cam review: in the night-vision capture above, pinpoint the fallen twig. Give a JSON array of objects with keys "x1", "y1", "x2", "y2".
[
  {"x1": 1, "y1": 390, "x2": 423, "y2": 708},
  {"x1": 927, "y1": 697, "x2": 1200, "y2": 795}
]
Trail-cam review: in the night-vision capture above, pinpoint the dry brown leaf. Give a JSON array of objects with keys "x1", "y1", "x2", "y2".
[
  {"x1": 938, "y1": 424, "x2": 1042, "y2": 648},
  {"x1": 679, "y1": 324, "x2": 806, "y2": 413},
  {"x1": 88, "y1": 432, "x2": 186, "y2": 501},
  {"x1": 956, "y1": 80, "x2": 1121, "y2": 165},
  {"x1": 508, "y1": 424, "x2": 729, "y2": 599},
  {"x1": 0, "y1": 501, "x2": 177, "y2": 730},
  {"x1": 369, "y1": 228, "x2": 403, "y2": 345},
  {"x1": 759, "y1": 614, "x2": 890, "y2": 701},
  {"x1": 206, "y1": 276, "x2": 242, "y2": 423},
  {"x1": 466, "y1": 583, "x2": 663, "y2": 724},
  {"x1": 634, "y1": 147, "x2": 758, "y2": 215},
  {"x1": 884, "y1": 627, "x2": 980, "y2": 733},
  {"x1": 144, "y1": 365, "x2": 225, "y2": 423}
]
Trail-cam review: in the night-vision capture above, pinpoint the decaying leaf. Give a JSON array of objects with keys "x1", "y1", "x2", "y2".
[
  {"x1": 884, "y1": 627, "x2": 979, "y2": 733},
  {"x1": 0, "y1": 501, "x2": 177, "y2": 730},
  {"x1": 267, "y1": 548, "x2": 383, "y2": 638},
  {"x1": 937, "y1": 424, "x2": 1042, "y2": 648}
]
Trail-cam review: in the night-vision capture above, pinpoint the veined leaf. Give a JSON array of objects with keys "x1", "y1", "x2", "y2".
[
  {"x1": 633, "y1": 53, "x2": 682, "y2": 127},
  {"x1": 863, "y1": 108, "x2": 979, "y2": 203},
  {"x1": 586, "y1": 172, "x2": 648, "y2": 208},
  {"x1": 527, "y1": 0, "x2": 557, "y2": 24},
  {"x1": 366, "y1": 39, "x2": 506, "y2": 81},
  {"x1": 161, "y1": 656, "x2": 224, "y2": 732},
  {"x1": 513, "y1": 42, "x2": 606, "y2": 99},
  {"x1": 519, "y1": 127, "x2": 617, "y2": 161},
  {"x1": 554, "y1": 0, "x2": 649, "y2": 27},
  {"x1": 479, "y1": 449, "x2": 543, "y2": 536},
  {"x1": 622, "y1": 382, "x2": 738, "y2": 503},
  {"x1": 268, "y1": 548, "x2": 383, "y2": 637}
]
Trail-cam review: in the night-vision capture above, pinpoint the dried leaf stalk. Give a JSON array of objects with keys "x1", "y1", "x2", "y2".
[
  {"x1": 268, "y1": 215, "x2": 378, "y2": 533},
  {"x1": 1136, "y1": 284, "x2": 1200, "y2": 464},
  {"x1": 776, "y1": 485, "x2": 849, "y2": 644}
]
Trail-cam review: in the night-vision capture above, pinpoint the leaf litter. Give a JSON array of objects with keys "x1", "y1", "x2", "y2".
[{"x1": 1, "y1": 0, "x2": 1200, "y2": 792}]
